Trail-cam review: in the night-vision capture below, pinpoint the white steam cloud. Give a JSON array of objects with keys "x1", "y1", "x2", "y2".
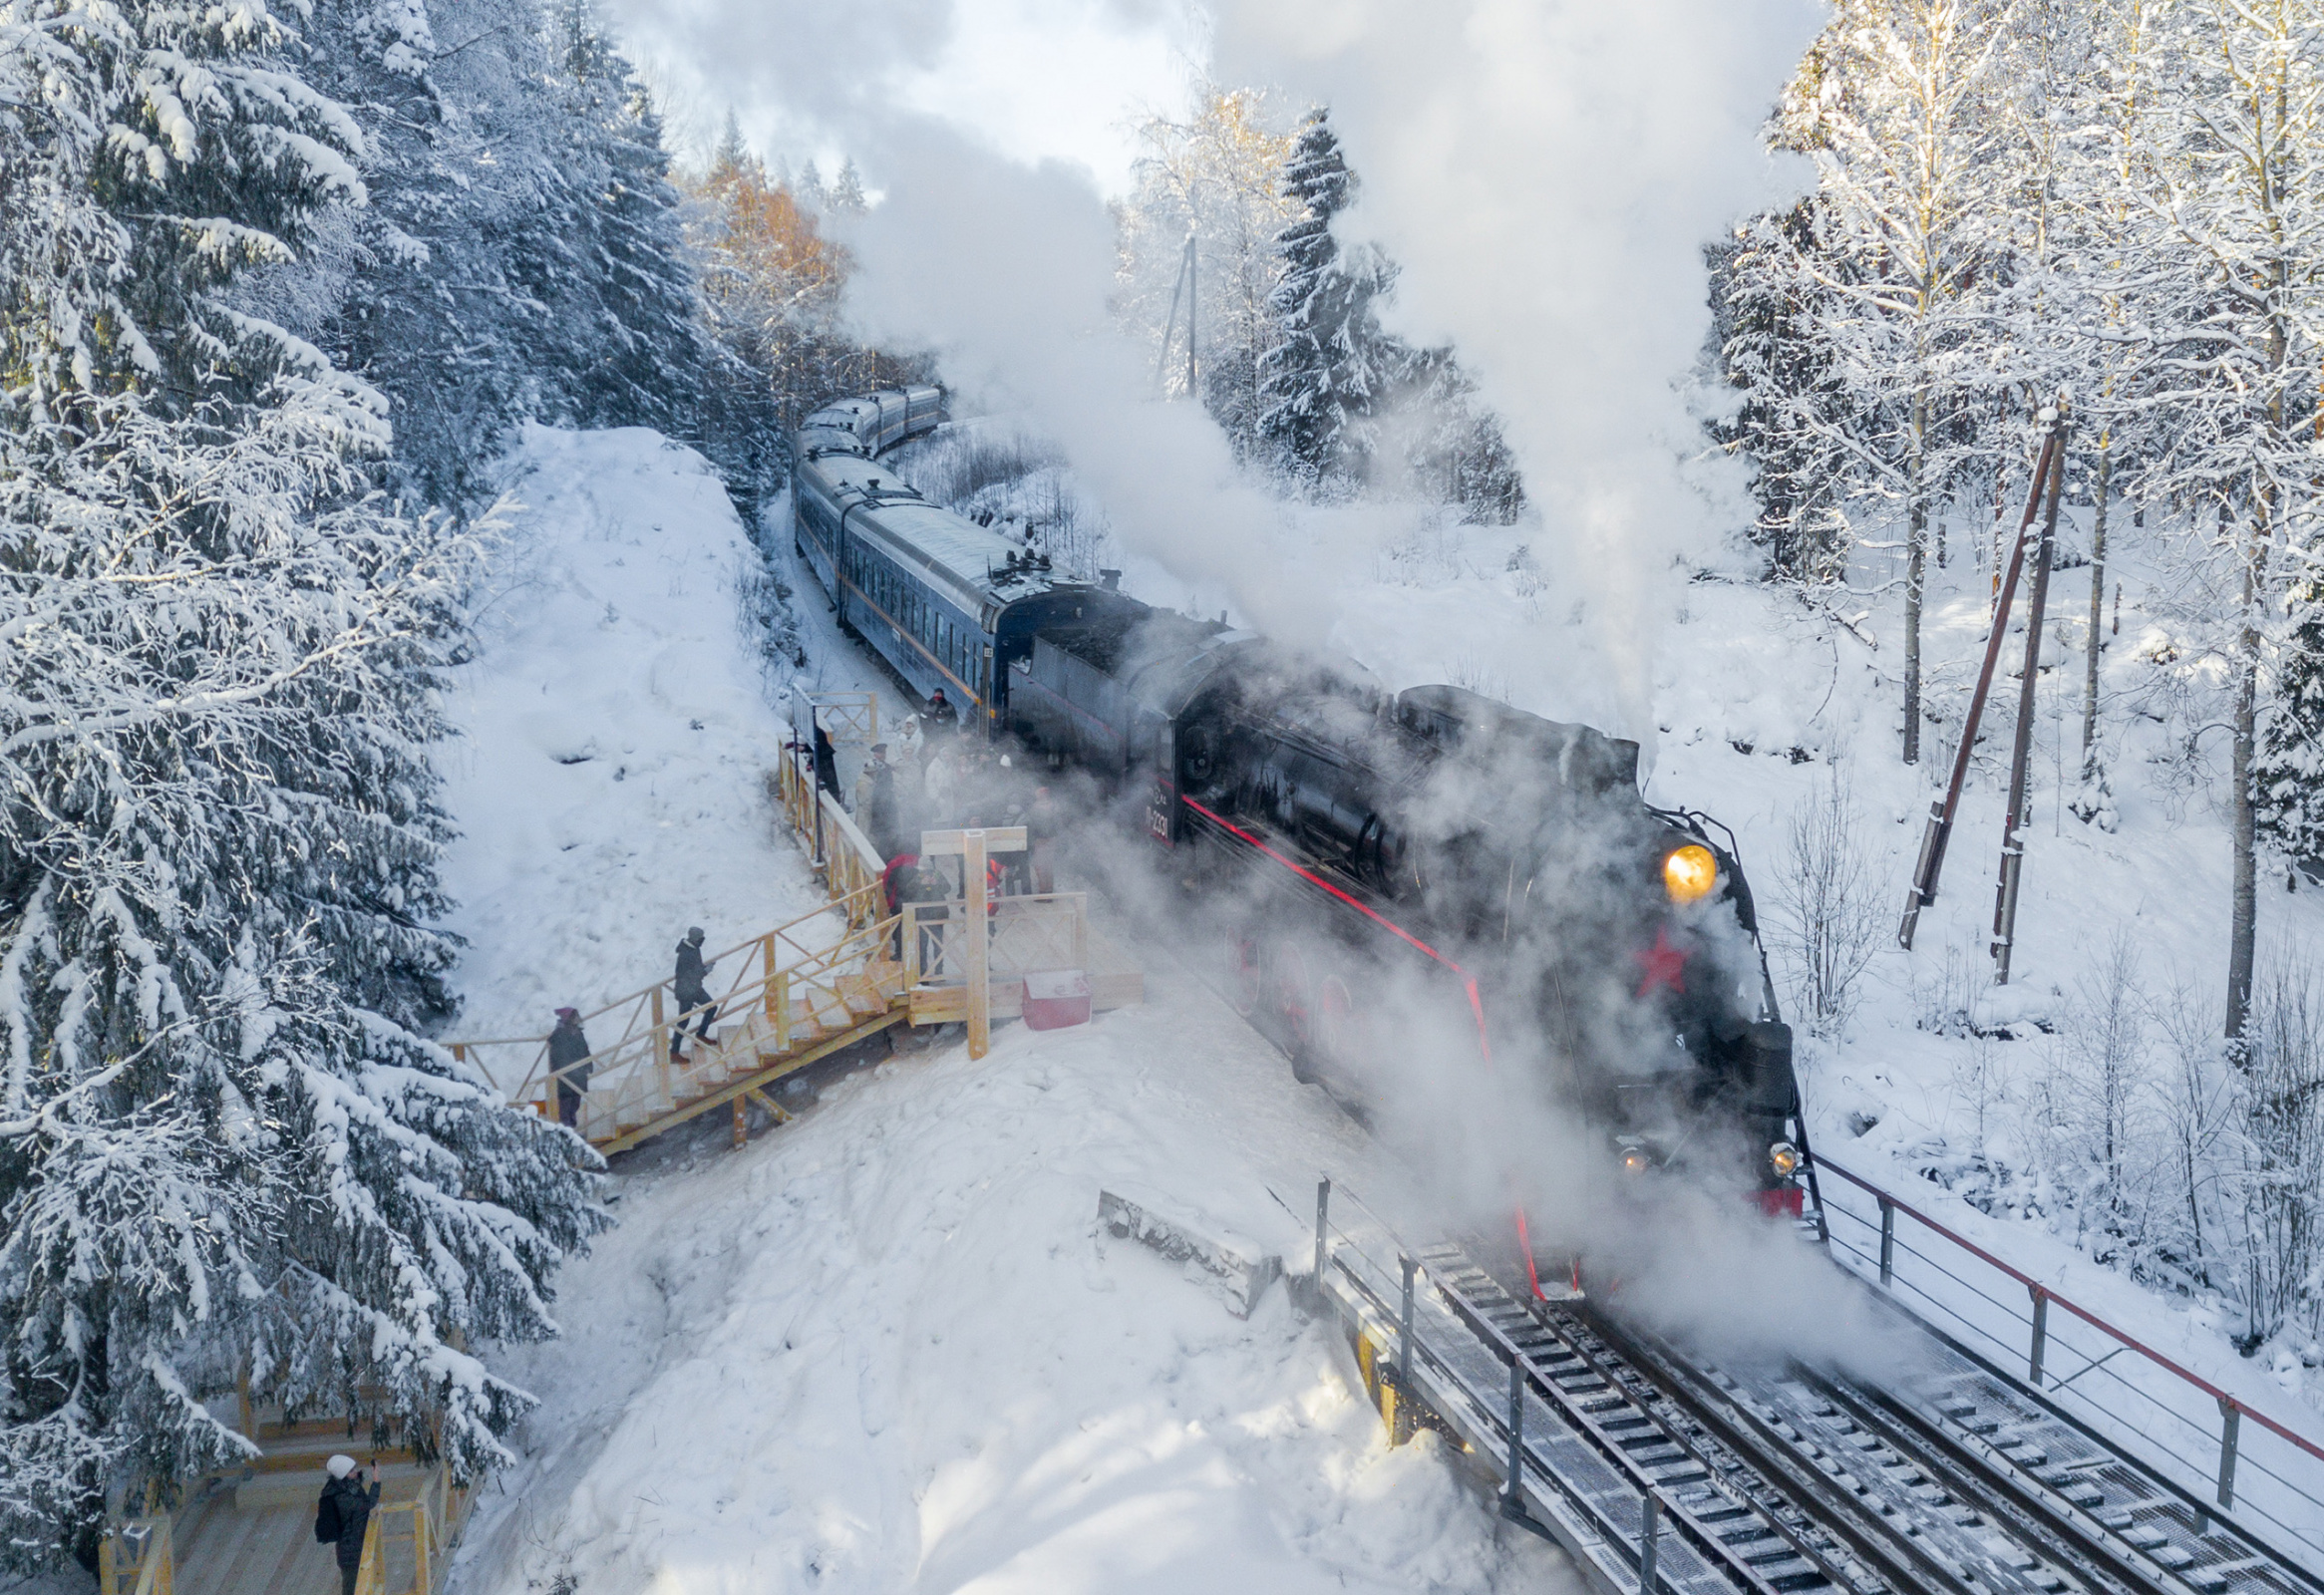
[
  {"x1": 616, "y1": 0, "x2": 1881, "y2": 1367},
  {"x1": 835, "y1": 121, "x2": 1326, "y2": 644},
  {"x1": 1205, "y1": 0, "x2": 1819, "y2": 740}
]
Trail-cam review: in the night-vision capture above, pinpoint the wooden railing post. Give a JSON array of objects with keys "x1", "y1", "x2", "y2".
[
  {"x1": 761, "y1": 934, "x2": 778, "y2": 1012},
  {"x1": 774, "y1": 970, "x2": 790, "y2": 1052},
  {"x1": 651, "y1": 987, "x2": 668, "y2": 1103},
  {"x1": 355, "y1": 1515, "x2": 383, "y2": 1595}
]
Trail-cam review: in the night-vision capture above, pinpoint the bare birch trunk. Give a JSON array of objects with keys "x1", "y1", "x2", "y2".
[
  {"x1": 2082, "y1": 440, "x2": 2110, "y2": 767},
  {"x1": 1903, "y1": 388, "x2": 1929, "y2": 765}
]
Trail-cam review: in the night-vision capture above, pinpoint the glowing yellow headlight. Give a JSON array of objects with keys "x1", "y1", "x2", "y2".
[
  {"x1": 1769, "y1": 1140, "x2": 1802, "y2": 1178},
  {"x1": 1619, "y1": 1142, "x2": 1652, "y2": 1174},
  {"x1": 1663, "y1": 843, "x2": 1719, "y2": 904}
]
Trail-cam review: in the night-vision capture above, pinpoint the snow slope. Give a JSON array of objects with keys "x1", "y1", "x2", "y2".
[
  {"x1": 438, "y1": 425, "x2": 823, "y2": 1069},
  {"x1": 435, "y1": 427, "x2": 1569, "y2": 1594},
  {"x1": 451, "y1": 975, "x2": 1568, "y2": 1595}
]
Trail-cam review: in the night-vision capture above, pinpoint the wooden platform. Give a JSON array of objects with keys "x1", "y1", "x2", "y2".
[
  {"x1": 906, "y1": 968, "x2": 1144, "y2": 1025},
  {"x1": 169, "y1": 1471, "x2": 428, "y2": 1595}
]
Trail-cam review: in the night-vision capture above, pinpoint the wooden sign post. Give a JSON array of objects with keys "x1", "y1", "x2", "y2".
[{"x1": 917, "y1": 826, "x2": 1027, "y2": 1059}]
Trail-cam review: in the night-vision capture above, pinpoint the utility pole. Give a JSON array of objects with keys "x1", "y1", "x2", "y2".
[
  {"x1": 1899, "y1": 404, "x2": 2067, "y2": 950},
  {"x1": 1154, "y1": 240, "x2": 1187, "y2": 397},
  {"x1": 1152, "y1": 234, "x2": 1198, "y2": 401},
  {"x1": 1992, "y1": 400, "x2": 2071, "y2": 984},
  {"x1": 1184, "y1": 234, "x2": 1197, "y2": 402}
]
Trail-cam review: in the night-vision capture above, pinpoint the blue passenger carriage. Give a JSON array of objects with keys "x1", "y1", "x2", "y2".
[{"x1": 792, "y1": 388, "x2": 1108, "y2": 737}]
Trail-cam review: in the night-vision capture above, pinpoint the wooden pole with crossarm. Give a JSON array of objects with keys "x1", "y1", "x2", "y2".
[{"x1": 918, "y1": 826, "x2": 1027, "y2": 1059}]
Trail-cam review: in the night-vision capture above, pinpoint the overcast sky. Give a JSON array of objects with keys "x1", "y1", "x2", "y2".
[{"x1": 609, "y1": 0, "x2": 1197, "y2": 193}]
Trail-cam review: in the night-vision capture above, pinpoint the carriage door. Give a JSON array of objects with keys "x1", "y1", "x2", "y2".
[{"x1": 1139, "y1": 713, "x2": 1175, "y2": 847}]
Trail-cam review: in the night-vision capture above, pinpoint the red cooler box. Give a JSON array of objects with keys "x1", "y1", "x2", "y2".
[{"x1": 1023, "y1": 968, "x2": 1092, "y2": 1030}]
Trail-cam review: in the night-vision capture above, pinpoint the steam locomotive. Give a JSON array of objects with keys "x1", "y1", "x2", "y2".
[{"x1": 791, "y1": 388, "x2": 1814, "y2": 1221}]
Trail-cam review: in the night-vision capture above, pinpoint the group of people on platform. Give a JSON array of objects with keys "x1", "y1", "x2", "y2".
[
  {"x1": 815, "y1": 689, "x2": 1061, "y2": 884},
  {"x1": 540, "y1": 690, "x2": 1066, "y2": 1138}
]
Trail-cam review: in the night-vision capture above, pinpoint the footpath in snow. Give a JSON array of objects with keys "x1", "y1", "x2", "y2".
[
  {"x1": 436, "y1": 428, "x2": 1571, "y2": 1594},
  {"x1": 437, "y1": 425, "x2": 825, "y2": 1073}
]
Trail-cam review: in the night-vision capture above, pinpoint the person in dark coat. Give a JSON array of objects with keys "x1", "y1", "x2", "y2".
[
  {"x1": 317, "y1": 1453, "x2": 380, "y2": 1595},
  {"x1": 896, "y1": 857, "x2": 951, "y2": 977},
  {"x1": 881, "y1": 850, "x2": 919, "y2": 960},
  {"x1": 548, "y1": 1007, "x2": 591, "y2": 1129},
  {"x1": 671, "y1": 927, "x2": 715, "y2": 1063},
  {"x1": 813, "y1": 723, "x2": 839, "y2": 798},
  {"x1": 925, "y1": 688, "x2": 958, "y2": 737}
]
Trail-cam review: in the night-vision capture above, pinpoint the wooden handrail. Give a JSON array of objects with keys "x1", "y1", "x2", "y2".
[
  {"x1": 514, "y1": 906, "x2": 910, "y2": 1114},
  {"x1": 475, "y1": 882, "x2": 883, "y2": 1102},
  {"x1": 99, "y1": 1512, "x2": 171, "y2": 1595}
]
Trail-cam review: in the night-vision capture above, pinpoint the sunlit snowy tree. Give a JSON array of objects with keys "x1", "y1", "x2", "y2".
[{"x1": 1258, "y1": 108, "x2": 1414, "y2": 490}]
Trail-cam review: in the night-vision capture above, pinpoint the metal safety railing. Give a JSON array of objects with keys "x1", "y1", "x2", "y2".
[
  {"x1": 1817, "y1": 1154, "x2": 2324, "y2": 1559},
  {"x1": 1291, "y1": 1178, "x2": 1689, "y2": 1595}
]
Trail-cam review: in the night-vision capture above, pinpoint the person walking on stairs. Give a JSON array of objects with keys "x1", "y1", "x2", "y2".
[
  {"x1": 315, "y1": 1454, "x2": 380, "y2": 1595},
  {"x1": 548, "y1": 1007, "x2": 591, "y2": 1129},
  {"x1": 671, "y1": 927, "x2": 715, "y2": 1063}
]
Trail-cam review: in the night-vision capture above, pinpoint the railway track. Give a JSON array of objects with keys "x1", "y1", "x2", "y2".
[
  {"x1": 1312, "y1": 1202, "x2": 2324, "y2": 1595},
  {"x1": 1129, "y1": 914, "x2": 2324, "y2": 1595}
]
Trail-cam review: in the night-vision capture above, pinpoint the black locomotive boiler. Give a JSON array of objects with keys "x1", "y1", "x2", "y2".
[{"x1": 791, "y1": 388, "x2": 1815, "y2": 1223}]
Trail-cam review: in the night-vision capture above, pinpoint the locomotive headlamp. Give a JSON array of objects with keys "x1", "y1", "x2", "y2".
[
  {"x1": 1769, "y1": 1140, "x2": 1803, "y2": 1179},
  {"x1": 1663, "y1": 843, "x2": 1719, "y2": 904},
  {"x1": 1618, "y1": 1137, "x2": 1652, "y2": 1174}
]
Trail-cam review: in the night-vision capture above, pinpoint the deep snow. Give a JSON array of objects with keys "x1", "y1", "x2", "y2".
[
  {"x1": 436, "y1": 427, "x2": 1570, "y2": 1594},
  {"x1": 438, "y1": 425, "x2": 825, "y2": 1063}
]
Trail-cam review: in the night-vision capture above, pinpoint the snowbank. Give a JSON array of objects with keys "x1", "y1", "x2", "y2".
[
  {"x1": 448, "y1": 976, "x2": 1567, "y2": 1595},
  {"x1": 433, "y1": 426, "x2": 1566, "y2": 1593},
  {"x1": 437, "y1": 425, "x2": 823, "y2": 1073}
]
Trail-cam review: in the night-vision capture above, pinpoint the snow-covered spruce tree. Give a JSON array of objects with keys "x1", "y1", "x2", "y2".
[
  {"x1": 280, "y1": 0, "x2": 584, "y2": 508},
  {"x1": 0, "y1": 0, "x2": 604, "y2": 1566},
  {"x1": 1257, "y1": 108, "x2": 1413, "y2": 490},
  {"x1": 1714, "y1": 198, "x2": 1861, "y2": 584},
  {"x1": 2258, "y1": 578, "x2": 2324, "y2": 881},
  {"x1": 538, "y1": 0, "x2": 710, "y2": 439}
]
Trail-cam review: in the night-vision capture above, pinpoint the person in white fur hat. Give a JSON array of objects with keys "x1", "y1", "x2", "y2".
[{"x1": 314, "y1": 1453, "x2": 380, "y2": 1594}]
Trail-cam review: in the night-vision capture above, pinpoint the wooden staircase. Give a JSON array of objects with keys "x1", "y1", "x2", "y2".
[
  {"x1": 445, "y1": 709, "x2": 1140, "y2": 1159},
  {"x1": 586, "y1": 953, "x2": 912, "y2": 1155}
]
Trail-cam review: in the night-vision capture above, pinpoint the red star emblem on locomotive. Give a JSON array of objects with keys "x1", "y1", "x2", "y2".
[{"x1": 1633, "y1": 928, "x2": 1689, "y2": 998}]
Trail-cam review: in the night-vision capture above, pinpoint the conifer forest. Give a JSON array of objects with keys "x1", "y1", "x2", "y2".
[{"x1": 5, "y1": 0, "x2": 2324, "y2": 1583}]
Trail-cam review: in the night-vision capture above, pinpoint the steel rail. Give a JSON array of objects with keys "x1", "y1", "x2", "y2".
[{"x1": 1567, "y1": 1296, "x2": 2040, "y2": 1595}]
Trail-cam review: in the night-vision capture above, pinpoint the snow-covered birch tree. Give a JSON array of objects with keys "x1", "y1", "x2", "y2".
[{"x1": 1724, "y1": 0, "x2": 2020, "y2": 764}]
